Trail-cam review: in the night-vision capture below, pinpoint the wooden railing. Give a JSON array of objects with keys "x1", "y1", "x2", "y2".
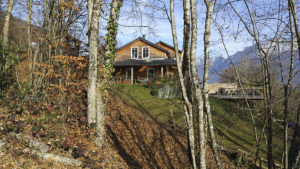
[{"x1": 210, "y1": 88, "x2": 264, "y2": 100}]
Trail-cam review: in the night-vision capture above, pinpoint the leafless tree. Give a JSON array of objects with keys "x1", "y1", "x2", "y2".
[
  {"x1": 170, "y1": 0, "x2": 197, "y2": 167},
  {"x1": 27, "y1": 0, "x2": 33, "y2": 86},
  {"x1": 289, "y1": 106, "x2": 300, "y2": 169},
  {"x1": 202, "y1": 0, "x2": 222, "y2": 168},
  {"x1": 227, "y1": 1, "x2": 284, "y2": 167},
  {"x1": 2, "y1": 0, "x2": 14, "y2": 48},
  {"x1": 288, "y1": 0, "x2": 300, "y2": 61},
  {"x1": 87, "y1": 0, "x2": 104, "y2": 146}
]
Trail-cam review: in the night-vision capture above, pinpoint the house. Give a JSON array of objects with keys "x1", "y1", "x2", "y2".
[
  {"x1": 64, "y1": 36, "x2": 81, "y2": 56},
  {"x1": 114, "y1": 36, "x2": 182, "y2": 84}
]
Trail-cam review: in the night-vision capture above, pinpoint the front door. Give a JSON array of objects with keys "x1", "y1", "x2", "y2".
[
  {"x1": 147, "y1": 68, "x2": 155, "y2": 79},
  {"x1": 126, "y1": 68, "x2": 131, "y2": 80}
]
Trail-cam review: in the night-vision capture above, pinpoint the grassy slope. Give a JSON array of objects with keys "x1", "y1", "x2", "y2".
[{"x1": 115, "y1": 84, "x2": 284, "y2": 164}]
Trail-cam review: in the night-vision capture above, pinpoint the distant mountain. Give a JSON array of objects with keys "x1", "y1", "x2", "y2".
[
  {"x1": 197, "y1": 56, "x2": 227, "y2": 83},
  {"x1": 197, "y1": 43, "x2": 300, "y2": 83}
]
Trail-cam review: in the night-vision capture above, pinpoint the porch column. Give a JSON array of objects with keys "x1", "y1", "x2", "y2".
[
  {"x1": 161, "y1": 66, "x2": 164, "y2": 77},
  {"x1": 166, "y1": 66, "x2": 169, "y2": 77},
  {"x1": 131, "y1": 66, "x2": 134, "y2": 84}
]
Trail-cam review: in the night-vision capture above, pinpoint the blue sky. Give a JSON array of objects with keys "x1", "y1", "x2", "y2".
[
  {"x1": 2, "y1": 0, "x2": 292, "y2": 60},
  {"x1": 116, "y1": 0, "x2": 254, "y2": 60}
]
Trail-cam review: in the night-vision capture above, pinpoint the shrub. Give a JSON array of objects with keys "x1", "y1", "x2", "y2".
[{"x1": 0, "y1": 39, "x2": 17, "y2": 91}]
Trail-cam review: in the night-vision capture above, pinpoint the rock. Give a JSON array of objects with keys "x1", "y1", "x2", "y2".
[
  {"x1": 31, "y1": 149, "x2": 82, "y2": 166},
  {"x1": 0, "y1": 122, "x2": 3, "y2": 130},
  {"x1": 12, "y1": 133, "x2": 49, "y2": 153},
  {"x1": 11, "y1": 133, "x2": 81, "y2": 166},
  {"x1": 0, "y1": 140, "x2": 5, "y2": 149}
]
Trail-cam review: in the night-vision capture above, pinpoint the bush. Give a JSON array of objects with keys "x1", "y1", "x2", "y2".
[
  {"x1": 0, "y1": 39, "x2": 16, "y2": 91},
  {"x1": 148, "y1": 75, "x2": 181, "y2": 98}
]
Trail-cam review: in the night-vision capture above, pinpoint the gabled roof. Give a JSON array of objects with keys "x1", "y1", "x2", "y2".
[
  {"x1": 156, "y1": 41, "x2": 182, "y2": 53},
  {"x1": 116, "y1": 37, "x2": 170, "y2": 55}
]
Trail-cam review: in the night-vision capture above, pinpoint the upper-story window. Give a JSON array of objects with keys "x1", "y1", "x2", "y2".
[
  {"x1": 142, "y1": 46, "x2": 149, "y2": 59},
  {"x1": 131, "y1": 47, "x2": 138, "y2": 59}
]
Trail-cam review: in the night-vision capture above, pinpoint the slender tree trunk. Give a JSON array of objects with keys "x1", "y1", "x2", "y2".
[
  {"x1": 182, "y1": 0, "x2": 192, "y2": 99},
  {"x1": 215, "y1": 20, "x2": 263, "y2": 167},
  {"x1": 287, "y1": 2, "x2": 299, "y2": 168},
  {"x1": 2, "y1": 0, "x2": 14, "y2": 48},
  {"x1": 202, "y1": 1, "x2": 222, "y2": 169},
  {"x1": 189, "y1": 0, "x2": 208, "y2": 168},
  {"x1": 289, "y1": 106, "x2": 300, "y2": 169},
  {"x1": 87, "y1": 0, "x2": 102, "y2": 128},
  {"x1": 228, "y1": 1, "x2": 275, "y2": 167},
  {"x1": 94, "y1": 0, "x2": 123, "y2": 147},
  {"x1": 283, "y1": 7, "x2": 295, "y2": 169},
  {"x1": 284, "y1": 86, "x2": 289, "y2": 169},
  {"x1": 27, "y1": 0, "x2": 34, "y2": 87},
  {"x1": 170, "y1": 0, "x2": 196, "y2": 168},
  {"x1": 266, "y1": 55, "x2": 274, "y2": 169},
  {"x1": 288, "y1": 0, "x2": 300, "y2": 60}
]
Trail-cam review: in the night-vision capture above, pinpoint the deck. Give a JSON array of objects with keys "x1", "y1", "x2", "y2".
[{"x1": 210, "y1": 88, "x2": 264, "y2": 100}]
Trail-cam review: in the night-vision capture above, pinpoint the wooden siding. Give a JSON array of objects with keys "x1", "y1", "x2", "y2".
[{"x1": 116, "y1": 40, "x2": 168, "y2": 61}]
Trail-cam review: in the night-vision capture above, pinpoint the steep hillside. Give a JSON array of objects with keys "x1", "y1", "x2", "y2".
[
  {"x1": 0, "y1": 84, "x2": 234, "y2": 168},
  {"x1": 116, "y1": 84, "x2": 285, "y2": 166},
  {"x1": 0, "y1": 10, "x2": 40, "y2": 49},
  {"x1": 106, "y1": 96, "x2": 234, "y2": 168}
]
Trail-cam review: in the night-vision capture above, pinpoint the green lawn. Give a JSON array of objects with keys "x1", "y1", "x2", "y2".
[{"x1": 114, "y1": 84, "x2": 285, "y2": 165}]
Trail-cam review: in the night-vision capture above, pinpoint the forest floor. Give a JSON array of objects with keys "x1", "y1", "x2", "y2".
[{"x1": 0, "y1": 83, "x2": 237, "y2": 168}]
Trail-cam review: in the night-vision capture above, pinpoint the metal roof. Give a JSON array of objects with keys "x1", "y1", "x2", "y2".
[{"x1": 114, "y1": 59, "x2": 177, "y2": 67}]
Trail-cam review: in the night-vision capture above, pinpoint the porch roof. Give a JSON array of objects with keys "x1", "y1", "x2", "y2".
[{"x1": 114, "y1": 59, "x2": 177, "y2": 67}]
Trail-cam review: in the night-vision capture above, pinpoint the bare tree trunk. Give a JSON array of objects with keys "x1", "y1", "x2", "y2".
[
  {"x1": 215, "y1": 20, "x2": 264, "y2": 168},
  {"x1": 94, "y1": 0, "x2": 123, "y2": 147},
  {"x1": 87, "y1": 0, "x2": 103, "y2": 129},
  {"x1": 288, "y1": 0, "x2": 300, "y2": 60},
  {"x1": 266, "y1": 55, "x2": 274, "y2": 169},
  {"x1": 190, "y1": 0, "x2": 206, "y2": 168},
  {"x1": 282, "y1": 7, "x2": 295, "y2": 168},
  {"x1": 27, "y1": 0, "x2": 33, "y2": 87},
  {"x1": 2, "y1": 0, "x2": 14, "y2": 48},
  {"x1": 287, "y1": 2, "x2": 299, "y2": 168},
  {"x1": 228, "y1": 1, "x2": 276, "y2": 168},
  {"x1": 202, "y1": 1, "x2": 222, "y2": 169},
  {"x1": 283, "y1": 86, "x2": 289, "y2": 169},
  {"x1": 170, "y1": 0, "x2": 196, "y2": 168},
  {"x1": 182, "y1": 0, "x2": 192, "y2": 100},
  {"x1": 289, "y1": 106, "x2": 300, "y2": 169}
]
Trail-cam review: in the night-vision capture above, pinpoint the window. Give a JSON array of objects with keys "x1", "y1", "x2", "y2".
[
  {"x1": 126, "y1": 68, "x2": 131, "y2": 80},
  {"x1": 131, "y1": 47, "x2": 138, "y2": 59},
  {"x1": 69, "y1": 40, "x2": 75, "y2": 48},
  {"x1": 147, "y1": 68, "x2": 155, "y2": 79},
  {"x1": 142, "y1": 46, "x2": 149, "y2": 59}
]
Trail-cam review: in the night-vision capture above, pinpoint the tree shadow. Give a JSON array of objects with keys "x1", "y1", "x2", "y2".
[
  {"x1": 105, "y1": 95, "x2": 189, "y2": 168},
  {"x1": 215, "y1": 127, "x2": 251, "y2": 152}
]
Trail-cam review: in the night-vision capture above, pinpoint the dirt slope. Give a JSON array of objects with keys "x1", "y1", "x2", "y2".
[
  {"x1": 106, "y1": 95, "x2": 234, "y2": 169},
  {"x1": 0, "y1": 87, "x2": 234, "y2": 168}
]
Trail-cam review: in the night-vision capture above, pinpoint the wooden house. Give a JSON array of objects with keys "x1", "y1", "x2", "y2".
[{"x1": 114, "y1": 37, "x2": 181, "y2": 84}]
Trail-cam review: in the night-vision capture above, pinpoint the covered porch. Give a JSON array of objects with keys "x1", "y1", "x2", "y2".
[{"x1": 114, "y1": 59, "x2": 177, "y2": 84}]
